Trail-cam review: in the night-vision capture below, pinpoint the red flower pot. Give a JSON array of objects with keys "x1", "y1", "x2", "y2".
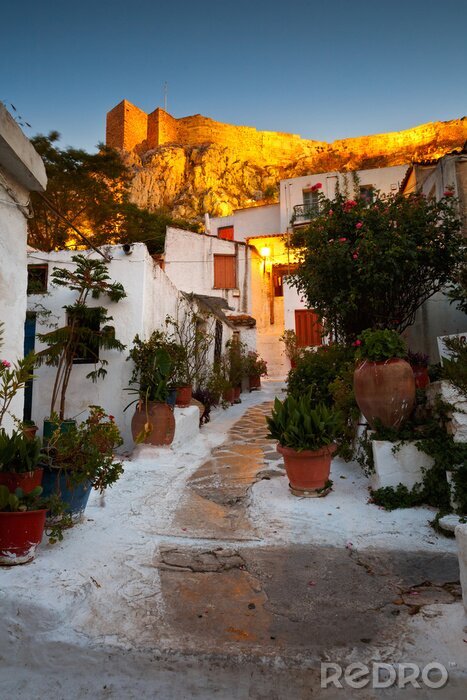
[
  {"x1": 412, "y1": 365, "x2": 430, "y2": 390},
  {"x1": 248, "y1": 375, "x2": 261, "y2": 391},
  {"x1": 353, "y1": 358, "x2": 416, "y2": 429},
  {"x1": 222, "y1": 388, "x2": 235, "y2": 404},
  {"x1": 277, "y1": 443, "x2": 336, "y2": 497},
  {"x1": 0, "y1": 469, "x2": 43, "y2": 494},
  {"x1": 175, "y1": 385, "x2": 192, "y2": 408},
  {"x1": 0, "y1": 509, "x2": 47, "y2": 565},
  {"x1": 131, "y1": 401, "x2": 175, "y2": 446},
  {"x1": 233, "y1": 386, "x2": 241, "y2": 403}
]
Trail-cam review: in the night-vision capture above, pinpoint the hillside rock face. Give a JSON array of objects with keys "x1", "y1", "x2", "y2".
[{"x1": 113, "y1": 106, "x2": 467, "y2": 220}]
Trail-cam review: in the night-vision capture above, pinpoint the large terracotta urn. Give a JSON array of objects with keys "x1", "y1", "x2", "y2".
[
  {"x1": 353, "y1": 359, "x2": 416, "y2": 429},
  {"x1": 277, "y1": 443, "x2": 336, "y2": 497},
  {"x1": 131, "y1": 401, "x2": 175, "y2": 446}
]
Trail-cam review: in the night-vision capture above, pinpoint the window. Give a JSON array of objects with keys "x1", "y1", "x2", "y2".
[
  {"x1": 27, "y1": 264, "x2": 48, "y2": 294},
  {"x1": 214, "y1": 255, "x2": 237, "y2": 289},
  {"x1": 302, "y1": 189, "x2": 320, "y2": 214},
  {"x1": 67, "y1": 307, "x2": 100, "y2": 364},
  {"x1": 218, "y1": 225, "x2": 234, "y2": 241},
  {"x1": 294, "y1": 310, "x2": 323, "y2": 347},
  {"x1": 359, "y1": 185, "x2": 374, "y2": 204},
  {"x1": 272, "y1": 264, "x2": 298, "y2": 297}
]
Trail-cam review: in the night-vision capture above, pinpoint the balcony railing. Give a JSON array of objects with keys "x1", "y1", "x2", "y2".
[{"x1": 291, "y1": 204, "x2": 319, "y2": 226}]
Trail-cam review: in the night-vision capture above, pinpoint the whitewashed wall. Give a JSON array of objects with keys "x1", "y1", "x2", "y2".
[
  {"x1": 209, "y1": 203, "x2": 280, "y2": 242},
  {"x1": 27, "y1": 243, "x2": 181, "y2": 447},
  {"x1": 164, "y1": 227, "x2": 251, "y2": 312},
  {"x1": 0, "y1": 103, "x2": 47, "y2": 433}
]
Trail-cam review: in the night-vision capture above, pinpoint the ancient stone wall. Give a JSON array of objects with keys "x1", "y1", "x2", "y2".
[{"x1": 106, "y1": 100, "x2": 148, "y2": 152}]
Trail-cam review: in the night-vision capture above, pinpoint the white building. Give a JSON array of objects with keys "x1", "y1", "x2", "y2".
[
  {"x1": 0, "y1": 103, "x2": 47, "y2": 432},
  {"x1": 27, "y1": 231, "x2": 257, "y2": 447},
  {"x1": 207, "y1": 165, "x2": 410, "y2": 376}
]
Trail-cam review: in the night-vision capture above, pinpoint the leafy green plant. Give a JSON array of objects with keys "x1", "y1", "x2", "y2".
[
  {"x1": 279, "y1": 330, "x2": 303, "y2": 364},
  {"x1": 35, "y1": 255, "x2": 126, "y2": 419},
  {"x1": 243, "y1": 351, "x2": 268, "y2": 378},
  {"x1": 266, "y1": 395, "x2": 342, "y2": 452},
  {"x1": 289, "y1": 189, "x2": 464, "y2": 342},
  {"x1": 127, "y1": 333, "x2": 175, "y2": 403},
  {"x1": 356, "y1": 328, "x2": 406, "y2": 361},
  {"x1": 0, "y1": 353, "x2": 36, "y2": 427},
  {"x1": 0, "y1": 484, "x2": 44, "y2": 511},
  {"x1": 442, "y1": 336, "x2": 467, "y2": 397},
  {"x1": 225, "y1": 337, "x2": 247, "y2": 387},
  {"x1": 287, "y1": 344, "x2": 355, "y2": 405},
  {"x1": 0, "y1": 429, "x2": 42, "y2": 474},
  {"x1": 43, "y1": 406, "x2": 124, "y2": 493}
]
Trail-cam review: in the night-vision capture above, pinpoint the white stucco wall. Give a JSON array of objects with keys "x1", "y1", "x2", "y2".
[
  {"x1": 164, "y1": 227, "x2": 251, "y2": 313},
  {"x1": 0, "y1": 172, "x2": 29, "y2": 431},
  {"x1": 279, "y1": 164, "x2": 409, "y2": 230},
  {"x1": 210, "y1": 204, "x2": 280, "y2": 243},
  {"x1": 0, "y1": 102, "x2": 47, "y2": 433},
  {"x1": 27, "y1": 243, "x2": 183, "y2": 447}
]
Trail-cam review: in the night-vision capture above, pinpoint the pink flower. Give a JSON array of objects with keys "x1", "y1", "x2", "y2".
[
  {"x1": 352, "y1": 253, "x2": 359, "y2": 260},
  {"x1": 339, "y1": 237, "x2": 347, "y2": 243},
  {"x1": 353, "y1": 340, "x2": 361, "y2": 347},
  {"x1": 444, "y1": 190, "x2": 454, "y2": 197},
  {"x1": 356, "y1": 222, "x2": 363, "y2": 229},
  {"x1": 344, "y1": 200, "x2": 357, "y2": 211},
  {"x1": 328, "y1": 209, "x2": 333, "y2": 216},
  {"x1": 1, "y1": 360, "x2": 11, "y2": 368}
]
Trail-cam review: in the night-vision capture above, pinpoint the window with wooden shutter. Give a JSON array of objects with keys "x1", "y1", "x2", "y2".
[
  {"x1": 218, "y1": 226, "x2": 234, "y2": 241},
  {"x1": 214, "y1": 255, "x2": 236, "y2": 289},
  {"x1": 294, "y1": 309, "x2": 323, "y2": 347}
]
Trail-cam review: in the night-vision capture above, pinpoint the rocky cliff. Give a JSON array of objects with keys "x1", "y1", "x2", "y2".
[{"x1": 121, "y1": 113, "x2": 467, "y2": 220}]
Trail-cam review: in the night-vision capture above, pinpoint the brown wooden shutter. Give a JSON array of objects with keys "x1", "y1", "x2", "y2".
[
  {"x1": 294, "y1": 309, "x2": 323, "y2": 347},
  {"x1": 214, "y1": 255, "x2": 236, "y2": 288},
  {"x1": 218, "y1": 226, "x2": 234, "y2": 241}
]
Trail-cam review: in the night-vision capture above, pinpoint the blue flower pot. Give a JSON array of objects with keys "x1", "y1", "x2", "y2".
[
  {"x1": 166, "y1": 388, "x2": 177, "y2": 409},
  {"x1": 41, "y1": 466, "x2": 92, "y2": 523}
]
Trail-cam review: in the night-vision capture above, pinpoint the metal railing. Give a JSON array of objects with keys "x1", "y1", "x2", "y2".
[{"x1": 291, "y1": 204, "x2": 319, "y2": 225}]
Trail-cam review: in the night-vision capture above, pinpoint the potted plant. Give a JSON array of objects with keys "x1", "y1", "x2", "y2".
[
  {"x1": 41, "y1": 406, "x2": 124, "y2": 522},
  {"x1": 0, "y1": 351, "x2": 35, "y2": 429},
  {"x1": 266, "y1": 395, "x2": 342, "y2": 496},
  {"x1": 35, "y1": 255, "x2": 126, "y2": 433},
  {"x1": 407, "y1": 350, "x2": 430, "y2": 390},
  {"x1": 279, "y1": 330, "x2": 302, "y2": 368},
  {"x1": 126, "y1": 335, "x2": 176, "y2": 445},
  {"x1": 353, "y1": 329, "x2": 415, "y2": 430},
  {"x1": 22, "y1": 420, "x2": 39, "y2": 441},
  {"x1": 225, "y1": 338, "x2": 246, "y2": 402},
  {"x1": 0, "y1": 485, "x2": 48, "y2": 565},
  {"x1": 0, "y1": 429, "x2": 43, "y2": 493},
  {"x1": 244, "y1": 351, "x2": 268, "y2": 391}
]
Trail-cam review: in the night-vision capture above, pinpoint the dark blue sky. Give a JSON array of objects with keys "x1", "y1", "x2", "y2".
[{"x1": 1, "y1": 0, "x2": 466, "y2": 151}]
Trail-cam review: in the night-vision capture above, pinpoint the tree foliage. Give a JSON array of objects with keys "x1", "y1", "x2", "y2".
[
  {"x1": 28, "y1": 132, "x2": 198, "y2": 253},
  {"x1": 289, "y1": 188, "x2": 465, "y2": 342}
]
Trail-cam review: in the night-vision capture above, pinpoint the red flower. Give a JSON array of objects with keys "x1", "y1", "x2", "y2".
[
  {"x1": 328, "y1": 209, "x2": 333, "y2": 216},
  {"x1": 344, "y1": 200, "x2": 357, "y2": 211},
  {"x1": 311, "y1": 182, "x2": 322, "y2": 191},
  {"x1": 356, "y1": 222, "x2": 363, "y2": 229},
  {"x1": 444, "y1": 190, "x2": 454, "y2": 197},
  {"x1": 1, "y1": 360, "x2": 11, "y2": 368},
  {"x1": 109, "y1": 415, "x2": 115, "y2": 422},
  {"x1": 339, "y1": 237, "x2": 347, "y2": 242},
  {"x1": 353, "y1": 340, "x2": 361, "y2": 347}
]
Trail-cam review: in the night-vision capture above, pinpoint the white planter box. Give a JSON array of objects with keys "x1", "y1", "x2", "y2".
[
  {"x1": 371, "y1": 440, "x2": 434, "y2": 491},
  {"x1": 172, "y1": 405, "x2": 200, "y2": 448},
  {"x1": 427, "y1": 380, "x2": 467, "y2": 443},
  {"x1": 455, "y1": 523, "x2": 467, "y2": 612}
]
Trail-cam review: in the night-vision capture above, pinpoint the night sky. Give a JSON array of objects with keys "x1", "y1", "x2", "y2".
[{"x1": 1, "y1": 0, "x2": 466, "y2": 151}]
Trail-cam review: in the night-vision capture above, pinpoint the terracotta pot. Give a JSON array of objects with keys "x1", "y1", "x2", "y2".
[
  {"x1": 233, "y1": 386, "x2": 241, "y2": 403},
  {"x1": 131, "y1": 401, "x2": 175, "y2": 446},
  {"x1": 0, "y1": 469, "x2": 43, "y2": 494},
  {"x1": 412, "y1": 365, "x2": 430, "y2": 390},
  {"x1": 0, "y1": 509, "x2": 47, "y2": 565},
  {"x1": 248, "y1": 375, "x2": 261, "y2": 391},
  {"x1": 277, "y1": 443, "x2": 336, "y2": 496},
  {"x1": 222, "y1": 387, "x2": 235, "y2": 404},
  {"x1": 353, "y1": 358, "x2": 416, "y2": 430},
  {"x1": 290, "y1": 359, "x2": 297, "y2": 369},
  {"x1": 176, "y1": 385, "x2": 192, "y2": 408}
]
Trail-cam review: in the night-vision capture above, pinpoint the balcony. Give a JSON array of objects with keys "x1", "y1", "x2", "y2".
[{"x1": 291, "y1": 204, "x2": 319, "y2": 226}]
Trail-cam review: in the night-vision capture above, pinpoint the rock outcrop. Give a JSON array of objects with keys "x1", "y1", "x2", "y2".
[{"x1": 113, "y1": 105, "x2": 467, "y2": 220}]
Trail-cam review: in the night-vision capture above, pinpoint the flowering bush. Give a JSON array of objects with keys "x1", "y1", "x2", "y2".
[
  {"x1": 290, "y1": 188, "x2": 464, "y2": 342},
  {"x1": 244, "y1": 351, "x2": 268, "y2": 378}
]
